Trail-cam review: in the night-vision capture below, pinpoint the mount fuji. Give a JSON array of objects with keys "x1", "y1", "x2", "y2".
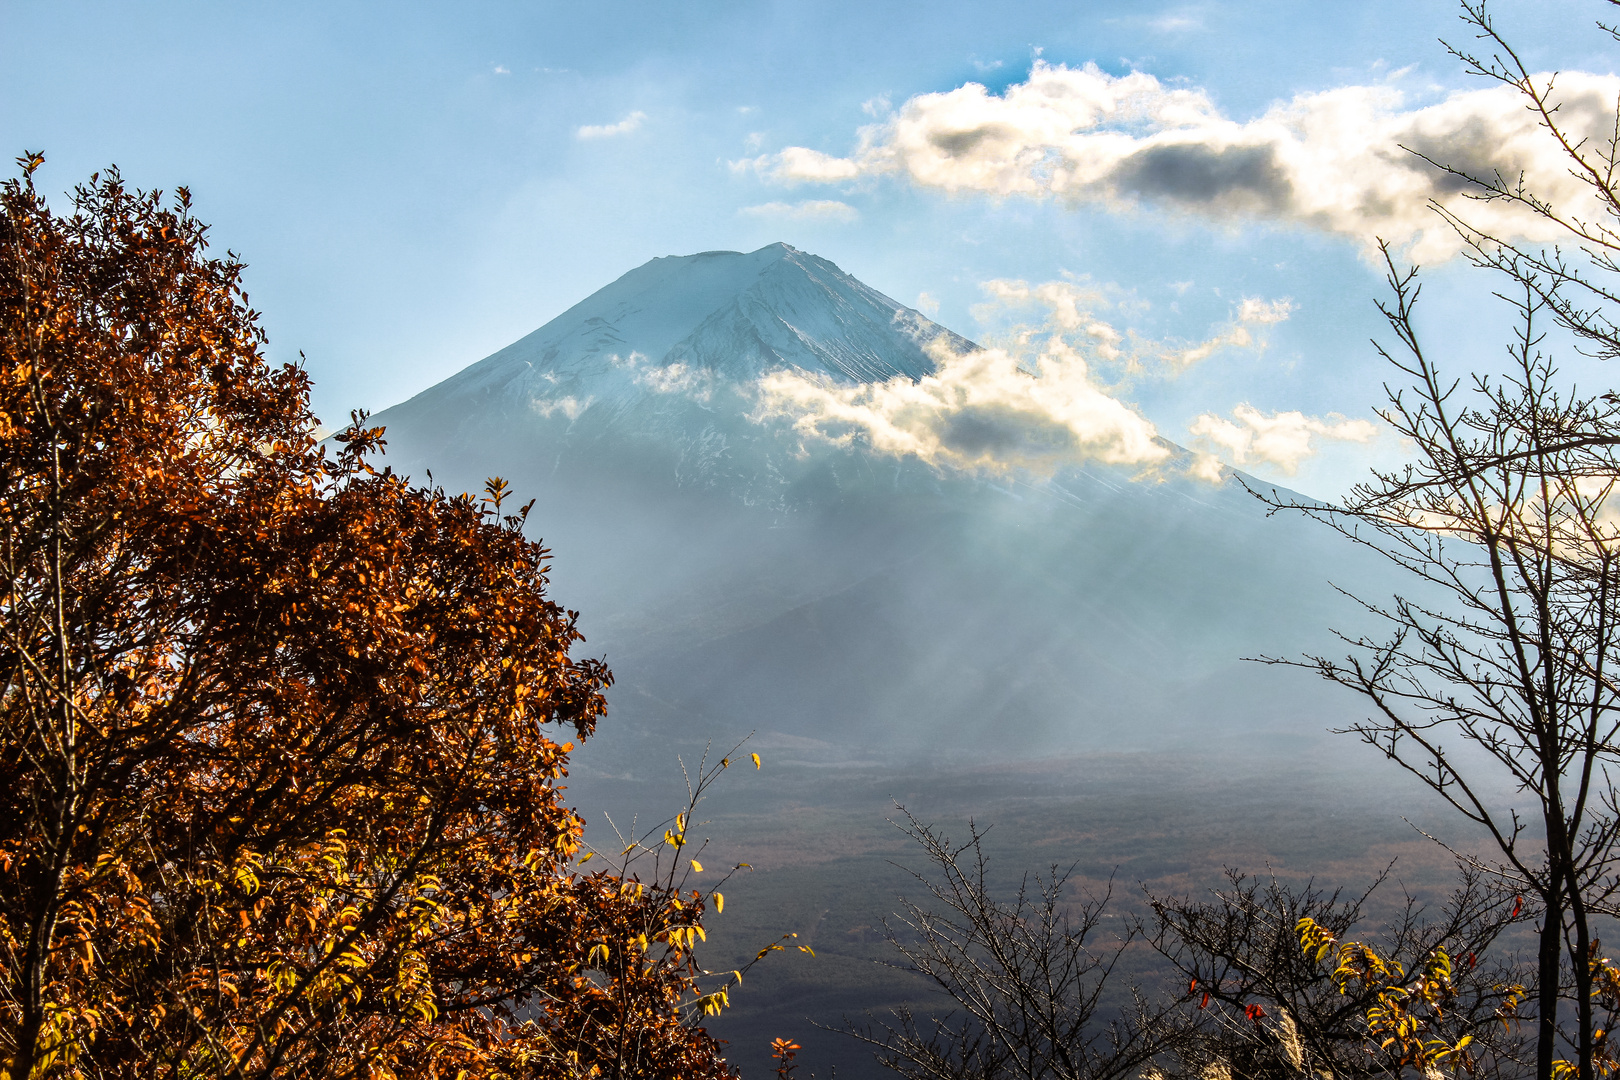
[
  {"x1": 367, "y1": 243, "x2": 1389, "y2": 770},
  {"x1": 376, "y1": 242, "x2": 982, "y2": 506}
]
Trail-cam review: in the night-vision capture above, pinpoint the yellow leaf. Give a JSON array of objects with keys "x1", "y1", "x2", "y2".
[
  {"x1": 714, "y1": 892, "x2": 724, "y2": 913},
  {"x1": 751, "y1": 753, "x2": 761, "y2": 769},
  {"x1": 578, "y1": 851, "x2": 593, "y2": 864},
  {"x1": 691, "y1": 859, "x2": 704, "y2": 873}
]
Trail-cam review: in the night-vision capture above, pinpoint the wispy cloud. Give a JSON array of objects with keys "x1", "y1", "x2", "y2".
[
  {"x1": 1149, "y1": 10, "x2": 1205, "y2": 33},
  {"x1": 1174, "y1": 296, "x2": 1294, "y2": 368},
  {"x1": 1189, "y1": 404, "x2": 1377, "y2": 477},
  {"x1": 576, "y1": 110, "x2": 647, "y2": 140},
  {"x1": 532, "y1": 395, "x2": 590, "y2": 420},
  {"x1": 734, "y1": 146, "x2": 862, "y2": 182},
  {"x1": 492, "y1": 64, "x2": 511, "y2": 75},
  {"x1": 748, "y1": 61, "x2": 1620, "y2": 260},
  {"x1": 739, "y1": 199, "x2": 859, "y2": 221},
  {"x1": 972, "y1": 277, "x2": 1292, "y2": 373}
]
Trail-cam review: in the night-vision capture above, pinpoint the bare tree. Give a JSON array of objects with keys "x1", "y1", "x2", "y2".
[
  {"x1": 1146, "y1": 866, "x2": 1526, "y2": 1079},
  {"x1": 842, "y1": 810, "x2": 1184, "y2": 1080},
  {"x1": 851, "y1": 818, "x2": 1525, "y2": 1079},
  {"x1": 1254, "y1": 7, "x2": 1620, "y2": 1077},
  {"x1": 1417, "y1": 1, "x2": 1620, "y2": 370},
  {"x1": 1261, "y1": 247, "x2": 1620, "y2": 1078}
]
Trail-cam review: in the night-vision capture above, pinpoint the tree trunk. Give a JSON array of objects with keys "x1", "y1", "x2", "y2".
[{"x1": 1539, "y1": 885, "x2": 1564, "y2": 1080}]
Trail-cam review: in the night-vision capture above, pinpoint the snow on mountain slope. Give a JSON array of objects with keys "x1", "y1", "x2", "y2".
[{"x1": 392, "y1": 243, "x2": 972, "y2": 424}]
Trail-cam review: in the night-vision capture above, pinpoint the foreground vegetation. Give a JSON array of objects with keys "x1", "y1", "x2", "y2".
[
  {"x1": 0, "y1": 154, "x2": 768, "y2": 1080},
  {"x1": 8, "y1": 2, "x2": 1620, "y2": 1077}
]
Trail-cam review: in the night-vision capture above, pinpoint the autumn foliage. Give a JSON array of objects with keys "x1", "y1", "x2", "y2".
[{"x1": 0, "y1": 156, "x2": 735, "y2": 1078}]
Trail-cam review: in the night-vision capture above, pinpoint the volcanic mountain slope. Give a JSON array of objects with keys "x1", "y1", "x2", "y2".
[
  {"x1": 368, "y1": 243, "x2": 1393, "y2": 766},
  {"x1": 378, "y1": 243, "x2": 975, "y2": 501}
]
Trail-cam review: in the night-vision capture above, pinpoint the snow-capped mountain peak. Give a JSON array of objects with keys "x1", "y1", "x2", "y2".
[{"x1": 400, "y1": 243, "x2": 975, "y2": 422}]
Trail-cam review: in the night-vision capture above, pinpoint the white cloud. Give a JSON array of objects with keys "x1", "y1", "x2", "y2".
[
  {"x1": 637, "y1": 361, "x2": 715, "y2": 402},
  {"x1": 974, "y1": 278, "x2": 1291, "y2": 371},
  {"x1": 756, "y1": 336, "x2": 1169, "y2": 476},
  {"x1": 755, "y1": 61, "x2": 1620, "y2": 260},
  {"x1": 735, "y1": 146, "x2": 863, "y2": 183},
  {"x1": 1172, "y1": 296, "x2": 1295, "y2": 368},
  {"x1": 492, "y1": 64, "x2": 511, "y2": 75},
  {"x1": 1189, "y1": 404, "x2": 1377, "y2": 474},
  {"x1": 739, "y1": 199, "x2": 859, "y2": 222},
  {"x1": 533, "y1": 395, "x2": 591, "y2": 420},
  {"x1": 1236, "y1": 296, "x2": 1293, "y2": 324},
  {"x1": 752, "y1": 276, "x2": 1296, "y2": 478},
  {"x1": 1150, "y1": 12, "x2": 1205, "y2": 33},
  {"x1": 916, "y1": 291, "x2": 941, "y2": 316},
  {"x1": 576, "y1": 110, "x2": 647, "y2": 140}
]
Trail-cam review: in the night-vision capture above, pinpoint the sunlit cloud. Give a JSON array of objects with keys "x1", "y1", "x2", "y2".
[
  {"x1": 733, "y1": 147, "x2": 862, "y2": 182},
  {"x1": 576, "y1": 111, "x2": 647, "y2": 139},
  {"x1": 749, "y1": 61, "x2": 1620, "y2": 261},
  {"x1": 637, "y1": 360, "x2": 716, "y2": 402},
  {"x1": 1189, "y1": 403, "x2": 1378, "y2": 476},
  {"x1": 756, "y1": 336, "x2": 1170, "y2": 476},
  {"x1": 739, "y1": 199, "x2": 860, "y2": 222},
  {"x1": 753, "y1": 276, "x2": 1297, "y2": 478},
  {"x1": 1174, "y1": 296, "x2": 1295, "y2": 368},
  {"x1": 973, "y1": 277, "x2": 1293, "y2": 373}
]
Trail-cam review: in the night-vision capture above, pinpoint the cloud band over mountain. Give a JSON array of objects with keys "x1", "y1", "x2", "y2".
[
  {"x1": 754, "y1": 280, "x2": 1371, "y2": 479},
  {"x1": 755, "y1": 335, "x2": 1170, "y2": 474},
  {"x1": 741, "y1": 62, "x2": 1620, "y2": 260}
]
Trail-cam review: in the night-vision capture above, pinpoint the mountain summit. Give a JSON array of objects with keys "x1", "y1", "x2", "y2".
[
  {"x1": 375, "y1": 243, "x2": 986, "y2": 503},
  {"x1": 390, "y1": 243, "x2": 973, "y2": 427}
]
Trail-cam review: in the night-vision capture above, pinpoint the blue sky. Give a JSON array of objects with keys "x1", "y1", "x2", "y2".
[{"x1": 2, "y1": 0, "x2": 1610, "y2": 495}]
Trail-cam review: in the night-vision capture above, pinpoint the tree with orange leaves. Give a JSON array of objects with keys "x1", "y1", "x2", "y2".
[{"x1": 0, "y1": 154, "x2": 739, "y2": 1079}]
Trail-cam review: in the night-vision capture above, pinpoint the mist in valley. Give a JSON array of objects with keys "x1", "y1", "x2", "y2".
[{"x1": 364, "y1": 244, "x2": 1495, "y2": 1075}]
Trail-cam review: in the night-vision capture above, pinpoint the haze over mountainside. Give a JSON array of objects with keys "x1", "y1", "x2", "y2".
[
  {"x1": 370, "y1": 243, "x2": 1452, "y2": 1077},
  {"x1": 368, "y1": 243, "x2": 1400, "y2": 773}
]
